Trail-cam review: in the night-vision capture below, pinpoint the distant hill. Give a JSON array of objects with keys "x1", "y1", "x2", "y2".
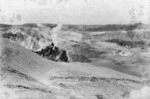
[
  {"x1": 0, "y1": 23, "x2": 148, "y2": 32},
  {"x1": 0, "y1": 24, "x2": 12, "y2": 28},
  {"x1": 62, "y1": 23, "x2": 147, "y2": 32},
  {"x1": 22, "y1": 23, "x2": 57, "y2": 29}
]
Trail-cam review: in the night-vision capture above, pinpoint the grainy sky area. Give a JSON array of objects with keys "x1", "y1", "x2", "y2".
[{"x1": 0, "y1": 0, "x2": 150, "y2": 24}]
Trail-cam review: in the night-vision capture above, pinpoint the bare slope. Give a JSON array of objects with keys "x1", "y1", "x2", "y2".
[
  {"x1": 1, "y1": 38, "x2": 142, "y2": 82},
  {"x1": 1, "y1": 37, "x2": 150, "y2": 99}
]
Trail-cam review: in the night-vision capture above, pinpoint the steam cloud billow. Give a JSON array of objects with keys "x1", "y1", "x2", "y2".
[{"x1": 51, "y1": 24, "x2": 62, "y2": 47}]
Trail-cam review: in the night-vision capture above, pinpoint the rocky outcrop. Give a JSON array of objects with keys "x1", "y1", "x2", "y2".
[
  {"x1": 2, "y1": 32, "x2": 26, "y2": 41},
  {"x1": 34, "y1": 43, "x2": 68, "y2": 62}
]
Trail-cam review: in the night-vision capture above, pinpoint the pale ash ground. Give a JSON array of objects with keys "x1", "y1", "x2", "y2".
[{"x1": 0, "y1": 24, "x2": 150, "y2": 99}]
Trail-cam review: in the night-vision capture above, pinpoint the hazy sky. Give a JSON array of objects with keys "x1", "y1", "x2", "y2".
[{"x1": 0, "y1": 0, "x2": 150, "y2": 24}]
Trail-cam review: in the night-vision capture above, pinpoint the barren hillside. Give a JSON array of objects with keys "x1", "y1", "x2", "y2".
[{"x1": 0, "y1": 23, "x2": 150, "y2": 99}]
